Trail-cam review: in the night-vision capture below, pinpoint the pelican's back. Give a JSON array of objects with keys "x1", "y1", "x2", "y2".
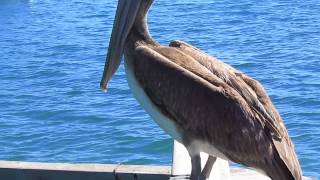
[
  {"x1": 127, "y1": 38, "x2": 302, "y2": 180},
  {"x1": 169, "y1": 40, "x2": 302, "y2": 180}
]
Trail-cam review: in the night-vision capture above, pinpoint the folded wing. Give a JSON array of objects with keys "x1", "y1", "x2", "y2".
[{"x1": 130, "y1": 41, "x2": 301, "y2": 179}]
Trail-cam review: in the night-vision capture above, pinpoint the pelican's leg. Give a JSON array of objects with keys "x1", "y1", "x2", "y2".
[
  {"x1": 190, "y1": 154, "x2": 201, "y2": 180},
  {"x1": 200, "y1": 156, "x2": 217, "y2": 180}
]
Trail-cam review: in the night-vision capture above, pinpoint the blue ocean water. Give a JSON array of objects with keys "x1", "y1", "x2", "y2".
[{"x1": 0, "y1": 0, "x2": 319, "y2": 178}]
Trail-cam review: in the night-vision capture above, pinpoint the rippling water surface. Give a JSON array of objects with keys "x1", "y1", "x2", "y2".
[{"x1": 0, "y1": 0, "x2": 319, "y2": 178}]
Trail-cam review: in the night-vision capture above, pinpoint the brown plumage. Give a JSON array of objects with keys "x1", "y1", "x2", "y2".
[
  {"x1": 169, "y1": 40, "x2": 302, "y2": 179},
  {"x1": 100, "y1": 1, "x2": 303, "y2": 179}
]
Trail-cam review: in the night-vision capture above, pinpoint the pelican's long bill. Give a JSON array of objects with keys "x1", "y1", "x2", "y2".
[{"x1": 100, "y1": 0, "x2": 142, "y2": 91}]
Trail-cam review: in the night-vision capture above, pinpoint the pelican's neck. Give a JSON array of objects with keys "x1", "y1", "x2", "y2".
[{"x1": 127, "y1": 0, "x2": 158, "y2": 46}]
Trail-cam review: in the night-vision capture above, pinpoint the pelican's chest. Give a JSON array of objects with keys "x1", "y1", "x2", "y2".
[{"x1": 123, "y1": 57, "x2": 182, "y2": 142}]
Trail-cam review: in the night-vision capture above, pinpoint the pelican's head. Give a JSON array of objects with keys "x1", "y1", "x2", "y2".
[{"x1": 100, "y1": 0, "x2": 153, "y2": 92}]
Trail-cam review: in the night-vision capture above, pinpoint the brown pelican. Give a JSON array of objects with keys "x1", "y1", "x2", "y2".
[{"x1": 100, "y1": 0, "x2": 303, "y2": 180}]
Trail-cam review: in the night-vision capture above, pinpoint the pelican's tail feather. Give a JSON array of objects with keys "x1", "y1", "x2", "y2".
[{"x1": 263, "y1": 138, "x2": 302, "y2": 180}]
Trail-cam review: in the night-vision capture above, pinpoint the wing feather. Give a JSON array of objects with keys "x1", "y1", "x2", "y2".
[
  {"x1": 132, "y1": 44, "x2": 272, "y2": 163},
  {"x1": 169, "y1": 40, "x2": 286, "y2": 140},
  {"x1": 168, "y1": 40, "x2": 302, "y2": 179},
  {"x1": 130, "y1": 43, "x2": 301, "y2": 179}
]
